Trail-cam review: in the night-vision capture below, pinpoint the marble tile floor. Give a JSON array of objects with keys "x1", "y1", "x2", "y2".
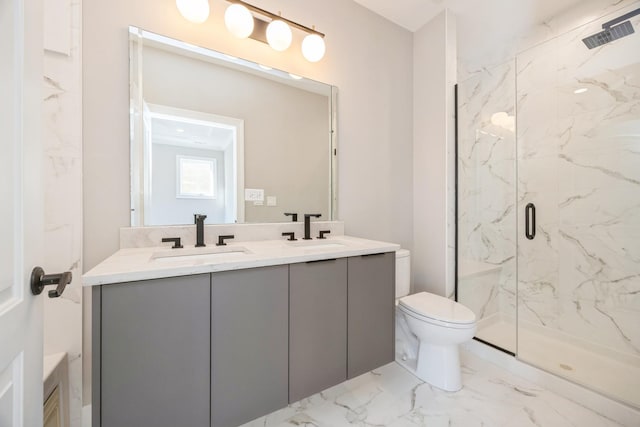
[
  {"x1": 478, "y1": 319, "x2": 640, "y2": 409},
  {"x1": 241, "y1": 349, "x2": 631, "y2": 427}
]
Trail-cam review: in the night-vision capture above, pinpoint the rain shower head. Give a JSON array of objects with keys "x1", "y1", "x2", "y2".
[
  {"x1": 582, "y1": 21, "x2": 634, "y2": 48},
  {"x1": 582, "y1": 8, "x2": 640, "y2": 49}
]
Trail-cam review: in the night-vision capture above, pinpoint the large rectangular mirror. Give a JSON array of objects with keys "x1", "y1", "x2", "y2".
[{"x1": 129, "y1": 27, "x2": 337, "y2": 226}]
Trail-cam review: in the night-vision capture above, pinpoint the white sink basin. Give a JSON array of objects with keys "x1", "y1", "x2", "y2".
[
  {"x1": 151, "y1": 246, "x2": 250, "y2": 263},
  {"x1": 286, "y1": 240, "x2": 348, "y2": 250}
]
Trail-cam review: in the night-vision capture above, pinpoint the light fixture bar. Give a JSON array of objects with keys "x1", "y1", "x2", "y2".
[{"x1": 226, "y1": 0, "x2": 325, "y2": 38}]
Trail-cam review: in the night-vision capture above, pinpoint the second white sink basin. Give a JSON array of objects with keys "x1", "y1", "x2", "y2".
[
  {"x1": 286, "y1": 240, "x2": 348, "y2": 250},
  {"x1": 151, "y1": 246, "x2": 250, "y2": 263}
]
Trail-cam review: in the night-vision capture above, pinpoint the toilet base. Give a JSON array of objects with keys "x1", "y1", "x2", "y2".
[{"x1": 415, "y1": 342, "x2": 462, "y2": 392}]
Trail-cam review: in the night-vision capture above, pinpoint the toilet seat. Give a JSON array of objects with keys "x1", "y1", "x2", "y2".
[{"x1": 399, "y1": 292, "x2": 476, "y2": 329}]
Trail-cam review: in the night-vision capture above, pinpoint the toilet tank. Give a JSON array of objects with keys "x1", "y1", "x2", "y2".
[{"x1": 395, "y1": 249, "x2": 410, "y2": 298}]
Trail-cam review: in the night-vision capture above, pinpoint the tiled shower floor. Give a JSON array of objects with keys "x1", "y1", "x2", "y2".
[
  {"x1": 478, "y1": 319, "x2": 640, "y2": 409},
  {"x1": 240, "y1": 349, "x2": 630, "y2": 427}
]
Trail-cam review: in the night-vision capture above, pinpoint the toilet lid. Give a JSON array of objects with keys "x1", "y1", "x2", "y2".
[{"x1": 399, "y1": 292, "x2": 476, "y2": 325}]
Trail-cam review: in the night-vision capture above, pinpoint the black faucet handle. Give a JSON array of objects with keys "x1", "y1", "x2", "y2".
[
  {"x1": 162, "y1": 237, "x2": 183, "y2": 249},
  {"x1": 284, "y1": 212, "x2": 298, "y2": 222},
  {"x1": 304, "y1": 213, "x2": 322, "y2": 219},
  {"x1": 282, "y1": 232, "x2": 297, "y2": 241},
  {"x1": 317, "y1": 230, "x2": 331, "y2": 240},
  {"x1": 217, "y1": 235, "x2": 235, "y2": 246}
]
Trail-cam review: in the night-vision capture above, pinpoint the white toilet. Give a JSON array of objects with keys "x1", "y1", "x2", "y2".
[{"x1": 395, "y1": 249, "x2": 477, "y2": 392}]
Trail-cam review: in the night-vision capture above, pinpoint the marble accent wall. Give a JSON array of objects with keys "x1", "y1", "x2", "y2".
[
  {"x1": 457, "y1": 60, "x2": 517, "y2": 351},
  {"x1": 456, "y1": 0, "x2": 640, "y2": 362},
  {"x1": 458, "y1": 0, "x2": 639, "y2": 82},
  {"x1": 516, "y1": 7, "x2": 640, "y2": 360},
  {"x1": 43, "y1": 0, "x2": 82, "y2": 425}
]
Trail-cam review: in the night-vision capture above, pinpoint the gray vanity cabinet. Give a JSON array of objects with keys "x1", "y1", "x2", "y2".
[
  {"x1": 289, "y1": 259, "x2": 348, "y2": 402},
  {"x1": 93, "y1": 251, "x2": 395, "y2": 426},
  {"x1": 347, "y1": 252, "x2": 396, "y2": 378},
  {"x1": 211, "y1": 266, "x2": 289, "y2": 427},
  {"x1": 97, "y1": 275, "x2": 211, "y2": 427}
]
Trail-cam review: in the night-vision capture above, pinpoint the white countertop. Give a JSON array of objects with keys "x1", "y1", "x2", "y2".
[{"x1": 82, "y1": 235, "x2": 400, "y2": 286}]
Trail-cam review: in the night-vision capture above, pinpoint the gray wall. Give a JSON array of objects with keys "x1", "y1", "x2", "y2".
[
  {"x1": 412, "y1": 11, "x2": 457, "y2": 298},
  {"x1": 83, "y1": 0, "x2": 414, "y2": 271}
]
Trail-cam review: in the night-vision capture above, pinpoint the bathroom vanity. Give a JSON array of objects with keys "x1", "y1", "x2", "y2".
[{"x1": 85, "y1": 234, "x2": 398, "y2": 427}]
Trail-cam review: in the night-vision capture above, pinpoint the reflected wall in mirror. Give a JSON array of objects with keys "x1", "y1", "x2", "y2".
[{"x1": 130, "y1": 27, "x2": 337, "y2": 226}]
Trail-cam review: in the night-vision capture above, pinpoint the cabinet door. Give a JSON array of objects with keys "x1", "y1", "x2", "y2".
[
  {"x1": 347, "y1": 252, "x2": 395, "y2": 378},
  {"x1": 211, "y1": 266, "x2": 289, "y2": 427},
  {"x1": 289, "y1": 259, "x2": 347, "y2": 402},
  {"x1": 100, "y1": 275, "x2": 210, "y2": 427}
]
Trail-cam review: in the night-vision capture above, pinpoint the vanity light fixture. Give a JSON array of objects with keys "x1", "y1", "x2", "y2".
[
  {"x1": 224, "y1": 3, "x2": 254, "y2": 38},
  {"x1": 301, "y1": 33, "x2": 326, "y2": 63},
  {"x1": 222, "y1": 0, "x2": 326, "y2": 62},
  {"x1": 266, "y1": 19, "x2": 293, "y2": 51},
  {"x1": 176, "y1": 0, "x2": 210, "y2": 23}
]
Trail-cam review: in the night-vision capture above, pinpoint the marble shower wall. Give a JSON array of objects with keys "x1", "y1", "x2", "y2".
[
  {"x1": 516, "y1": 7, "x2": 640, "y2": 360},
  {"x1": 457, "y1": 60, "x2": 517, "y2": 351},
  {"x1": 43, "y1": 0, "x2": 82, "y2": 425},
  {"x1": 458, "y1": 0, "x2": 640, "y2": 82},
  {"x1": 457, "y1": 2, "x2": 640, "y2": 361}
]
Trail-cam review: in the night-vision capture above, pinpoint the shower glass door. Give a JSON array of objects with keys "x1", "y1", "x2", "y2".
[
  {"x1": 456, "y1": 61, "x2": 518, "y2": 354},
  {"x1": 515, "y1": 5, "x2": 640, "y2": 408}
]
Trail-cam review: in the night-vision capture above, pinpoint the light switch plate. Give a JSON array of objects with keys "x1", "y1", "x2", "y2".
[
  {"x1": 245, "y1": 188, "x2": 264, "y2": 202},
  {"x1": 266, "y1": 196, "x2": 277, "y2": 206}
]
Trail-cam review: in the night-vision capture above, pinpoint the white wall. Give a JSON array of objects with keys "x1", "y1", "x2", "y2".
[
  {"x1": 83, "y1": 0, "x2": 413, "y2": 401},
  {"x1": 43, "y1": 0, "x2": 82, "y2": 425},
  {"x1": 412, "y1": 10, "x2": 456, "y2": 297}
]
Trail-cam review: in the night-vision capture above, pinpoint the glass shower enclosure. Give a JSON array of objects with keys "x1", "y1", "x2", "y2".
[{"x1": 456, "y1": 4, "x2": 640, "y2": 409}]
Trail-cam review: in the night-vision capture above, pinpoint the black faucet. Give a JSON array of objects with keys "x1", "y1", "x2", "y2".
[
  {"x1": 284, "y1": 212, "x2": 298, "y2": 222},
  {"x1": 303, "y1": 214, "x2": 321, "y2": 240},
  {"x1": 194, "y1": 214, "x2": 207, "y2": 247}
]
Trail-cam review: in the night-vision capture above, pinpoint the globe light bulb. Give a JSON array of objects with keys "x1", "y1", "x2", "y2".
[
  {"x1": 266, "y1": 20, "x2": 292, "y2": 51},
  {"x1": 224, "y1": 4, "x2": 254, "y2": 39},
  {"x1": 176, "y1": 0, "x2": 210, "y2": 23},
  {"x1": 301, "y1": 34, "x2": 326, "y2": 62}
]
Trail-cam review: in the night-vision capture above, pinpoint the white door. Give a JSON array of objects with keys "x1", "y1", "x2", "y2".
[{"x1": 0, "y1": 0, "x2": 45, "y2": 425}]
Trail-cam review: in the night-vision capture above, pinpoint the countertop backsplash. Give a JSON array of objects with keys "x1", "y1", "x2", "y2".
[{"x1": 120, "y1": 221, "x2": 345, "y2": 249}]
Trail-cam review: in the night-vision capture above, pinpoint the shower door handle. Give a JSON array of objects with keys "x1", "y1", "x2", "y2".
[{"x1": 525, "y1": 203, "x2": 536, "y2": 240}]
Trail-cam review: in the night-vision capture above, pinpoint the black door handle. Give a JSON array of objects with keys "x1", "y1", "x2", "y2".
[
  {"x1": 525, "y1": 203, "x2": 536, "y2": 240},
  {"x1": 30, "y1": 267, "x2": 72, "y2": 298}
]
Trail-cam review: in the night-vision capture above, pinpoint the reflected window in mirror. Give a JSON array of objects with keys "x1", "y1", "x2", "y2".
[{"x1": 177, "y1": 156, "x2": 217, "y2": 199}]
